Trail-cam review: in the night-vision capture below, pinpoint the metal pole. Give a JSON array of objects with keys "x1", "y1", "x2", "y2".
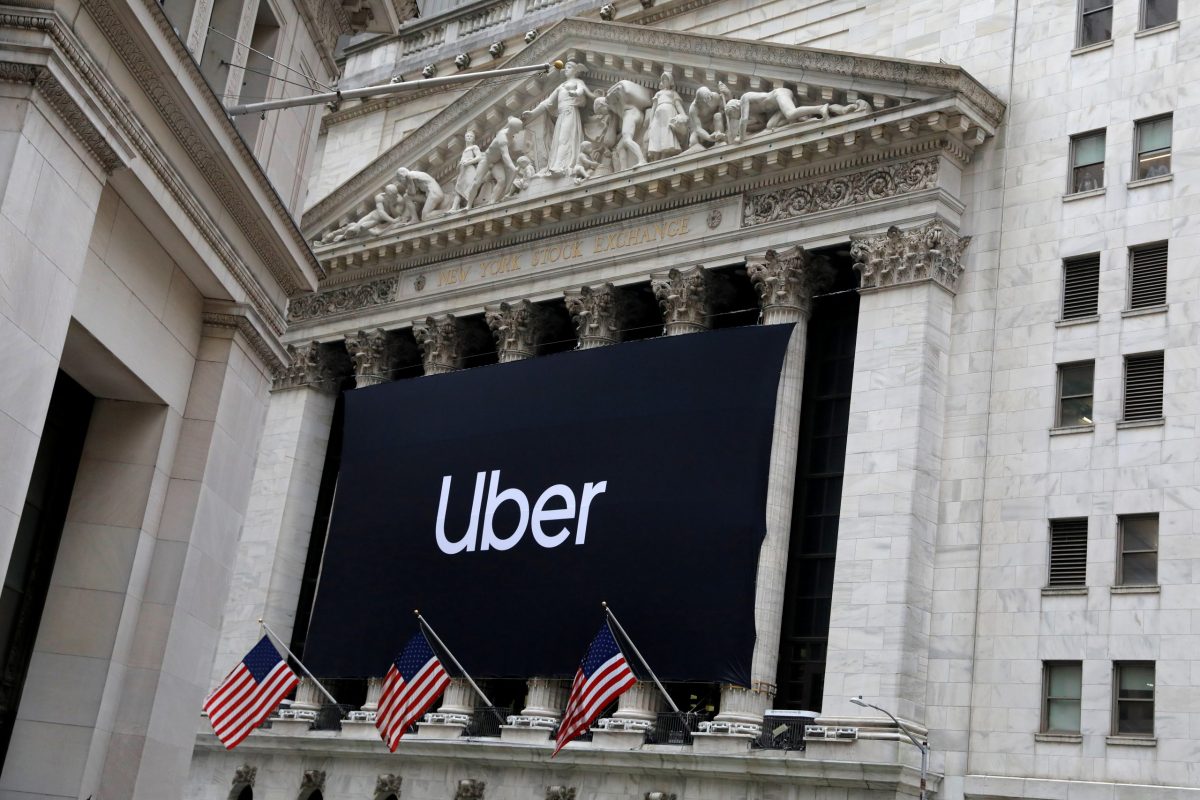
[
  {"x1": 258, "y1": 618, "x2": 339, "y2": 705},
  {"x1": 852, "y1": 697, "x2": 929, "y2": 799},
  {"x1": 602, "y1": 602, "x2": 680, "y2": 713},
  {"x1": 415, "y1": 611, "x2": 505, "y2": 725},
  {"x1": 226, "y1": 61, "x2": 562, "y2": 117}
]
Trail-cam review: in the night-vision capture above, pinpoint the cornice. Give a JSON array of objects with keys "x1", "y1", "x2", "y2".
[
  {"x1": 303, "y1": 16, "x2": 1004, "y2": 231},
  {"x1": 0, "y1": 7, "x2": 291, "y2": 333},
  {"x1": 202, "y1": 301, "x2": 289, "y2": 377},
  {"x1": 625, "y1": 0, "x2": 721, "y2": 26},
  {"x1": 76, "y1": 0, "x2": 326, "y2": 296}
]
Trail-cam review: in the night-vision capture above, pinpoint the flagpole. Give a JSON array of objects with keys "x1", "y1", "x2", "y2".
[
  {"x1": 602, "y1": 602, "x2": 680, "y2": 713},
  {"x1": 258, "y1": 618, "x2": 339, "y2": 706},
  {"x1": 415, "y1": 611, "x2": 505, "y2": 725}
]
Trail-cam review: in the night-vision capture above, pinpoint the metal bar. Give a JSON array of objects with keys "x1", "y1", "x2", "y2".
[
  {"x1": 259, "y1": 619, "x2": 339, "y2": 705},
  {"x1": 208, "y1": 26, "x2": 333, "y2": 90},
  {"x1": 602, "y1": 602, "x2": 681, "y2": 713},
  {"x1": 416, "y1": 612, "x2": 505, "y2": 725},
  {"x1": 226, "y1": 61, "x2": 562, "y2": 117}
]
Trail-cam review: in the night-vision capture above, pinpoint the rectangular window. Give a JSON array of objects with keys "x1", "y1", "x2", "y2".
[
  {"x1": 1114, "y1": 662, "x2": 1155, "y2": 735},
  {"x1": 1129, "y1": 242, "x2": 1168, "y2": 310},
  {"x1": 1123, "y1": 352, "x2": 1165, "y2": 422},
  {"x1": 1057, "y1": 361, "x2": 1094, "y2": 427},
  {"x1": 1142, "y1": 0, "x2": 1177, "y2": 29},
  {"x1": 1043, "y1": 662, "x2": 1083, "y2": 733},
  {"x1": 1135, "y1": 116, "x2": 1172, "y2": 180},
  {"x1": 1079, "y1": 0, "x2": 1114, "y2": 46},
  {"x1": 1048, "y1": 518, "x2": 1088, "y2": 587},
  {"x1": 1118, "y1": 515, "x2": 1158, "y2": 586},
  {"x1": 1062, "y1": 254, "x2": 1100, "y2": 319},
  {"x1": 1070, "y1": 131, "x2": 1105, "y2": 193}
]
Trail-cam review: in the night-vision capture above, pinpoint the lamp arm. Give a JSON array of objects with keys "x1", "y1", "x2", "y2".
[{"x1": 864, "y1": 701, "x2": 925, "y2": 752}]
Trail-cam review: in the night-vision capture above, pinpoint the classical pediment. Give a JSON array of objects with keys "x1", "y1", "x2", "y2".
[{"x1": 301, "y1": 18, "x2": 1003, "y2": 291}]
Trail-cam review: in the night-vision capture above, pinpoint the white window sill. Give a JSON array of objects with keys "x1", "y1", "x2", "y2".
[
  {"x1": 1127, "y1": 174, "x2": 1172, "y2": 189},
  {"x1": 1135, "y1": 20, "x2": 1179, "y2": 38},
  {"x1": 1056, "y1": 315, "x2": 1099, "y2": 327},
  {"x1": 1107, "y1": 735, "x2": 1156, "y2": 746},
  {"x1": 1117, "y1": 418, "x2": 1164, "y2": 430},
  {"x1": 1122, "y1": 305, "x2": 1166, "y2": 318},
  {"x1": 1050, "y1": 424, "x2": 1094, "y2": 436},
  {"x1": 1064, "y1": 187, "x2": 1106, "y2": 202},
  {"x1": 1112, "y1": 584, "x2": 1160, "y2": 595},
  {"x1": 1036, "y1": 732, "x2": 1082, "y2": 743},
  {"x1": 1042, "y1": 586, "x2": 1087, "y2": 596},
  {"x1": 1072, "y1": 40, "x2": 1114, "y2": 55}
]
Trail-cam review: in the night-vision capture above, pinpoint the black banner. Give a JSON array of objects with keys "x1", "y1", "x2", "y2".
[{"x1": 304, "y1": 324, "x2": 794, "y2": 685}]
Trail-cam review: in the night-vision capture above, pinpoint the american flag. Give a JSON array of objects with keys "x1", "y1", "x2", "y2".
[
  {"x1": 203, "y1": 636, "x2": 299, "y2": 749},
  {"x1": 376, "y1": 631, "x2": 451, "y2": 751},
  {"x1": 553, "y1": 621, "x2": 637, "y2": 756}
]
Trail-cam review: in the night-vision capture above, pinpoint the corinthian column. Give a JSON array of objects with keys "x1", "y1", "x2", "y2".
[
  {"x1": 564, "y1": 283, "x2": 622, "y2": 349},
  {"x1": 344, "y1": 328, "x2": 392, "y2": 387},
  {"x1": 651, "y1": 265, "x2": 711, "y2": 335},
  {"x1": 485, "y1": 300, "x2": 544, "y2": 362},
  {"x1": 413, "y1": 315, "x2": 464, "y2": 375},
  {"x1": 819, "y1": 219, "x2": 969, "y2": 730},
  {"x1": 699, "y1": 246, "x2": 825, "y2": 752}
]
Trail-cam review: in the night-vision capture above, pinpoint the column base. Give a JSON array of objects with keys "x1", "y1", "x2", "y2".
[
  {"x1": 340, "y1": 720, "x2": 381, "y2": 741},
  {"x1": 499, "y1": 724, "x2": 554, "y2": 744},
  {"x1": 265, "y1": 718, "x2": 312, "y2": 736},
  {"x1": 691, "y1": 731, "x2": 753, "y2": 754},
  {"x1": 591, "y1": 729, "x2": 645, "y2": 750},
  {"x1": 414, "y1": 721, "x2": 468, "y2": 739}
]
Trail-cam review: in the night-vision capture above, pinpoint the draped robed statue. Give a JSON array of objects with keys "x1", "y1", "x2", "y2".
[{"x1": 521, "y1": 60, "x2": 596, "y2": 177}]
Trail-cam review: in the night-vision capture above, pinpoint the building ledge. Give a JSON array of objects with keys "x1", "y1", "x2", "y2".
[
  {"x1": 1071, "y1": 39, "x2": 1113, "y2": 56},
  {"x1": 1135, "y1": 20, "x2": 1180, "y2": 38},
  {"x1": 1056, "y1": 315, "x2": 1099, "y2": 327},
  {"x1": 1116, "y1": 418, "x2": 1164, "y2": 430},
  {"x1": 1063, "y1": 187, "x2": 1106, "y2": 202},
  {"x1": 1042, "y1": 586, "x2": 1087, "y2": 596},
  {"x1": 1111, "y1": 584, "x2": 1160, "y2": 595},
  {"x1": 1035, "y1": 732, "x2": 1082, "y2": 744},
  {"x1": 1050, "y1": 424, "x2": 1094, "y2": 437},
  {"x1": 1122, "y1": 305, "x2": 1167, "y2": 318},
  {"x1": 1127, "y1": 174, "x2": 1173, "y2": 189},
  {"x1": 1107, "y1": 735, "x2": 1156, "y2": 747}
]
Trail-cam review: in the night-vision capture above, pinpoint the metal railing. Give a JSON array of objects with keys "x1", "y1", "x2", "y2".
[
  {"x1": 462, "y1": 706, "x2": 510, "y2": 738},
  {"x1": 313, "y1": 703, "x2": 357, "y2": 731},
  {"x1": 753, "y1": 715, "x2": 808, "y2": 751},
  {"x1": 646, "y1": 712, "x2": 704, "y2": 746}
]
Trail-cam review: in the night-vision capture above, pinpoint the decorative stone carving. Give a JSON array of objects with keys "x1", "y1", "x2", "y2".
[
  {"x1": 522, "y1": 60, "x2": 595, "y2": 176},
  {"x1": 396, "y1": 167, "x2": 445, "y2": 221},
  {"x1": 652, "y1": 265, "x2": 710, "y2": 335},
  {"x1": 594, "y1": 80, "x2": 653, "y2": 171},
  {"x1": 488, "y1": 41, "x2": 506, "y2": 58},
  {"x1": 422, "y1": 63, "x2": 438, "y2": 78},
  {"x1": 746, "y1": 245, "x2": 828, "y2": 324},
  {"x1": 850, "y1": 218, "x2": 971, "y2": 293},
  {"x1": 742, "y1": 156, "x2": 940, "y2": 227},
  {"x1": 455, "y1": 779, "x2": 485, "y2": 800},
  {"x1": 465, "y1": 116, "x2": 526, "y2": 208},
  {"x1": 450, "y1": 132, "x2": 485, "y2": 212},
  {"x1": 375, "y1": 774, "x2": 402, "y2": 797},
  {"x1": 646, "y1": 67, "x2": 686, "y2": 160},
  {"x1": 684, "y1": 83, "x2": 730, "y2": 153},
  {"x1": 414, "y1": 315, "x2": 463, "y2": 375},
  {"x1": 301, "y1": 769, "x2": 326, "y2": 791},
  {"x1": 599, "y1": 2, "x2": 616, "y2": 19},
  {"x1": 546, "y1": 787, "x2": 576, "y2": 800},
  {"x1": 454, "y1": 52, "x2": 471, "y2": 70},
  {"x1": 287, "y1": 278, "x2": 399, "y2": 323},
  {"x1": 232, "y1": 764, "x2": 257, "y2": 788},
  {"x1": 485, "y1": 300, "x2": 544, "y2": 362},
  {"x1": 344, "y1": 328, "x2": 392, "y2": 386},
  {"x1": 276, "y1": 341, "x2": 330, "y2": 390},
  {"x1": 564, "y1": 283, "x2": 621, "y2": 349},
  {"x1": 318, "y1": 183, "x2": 403, "y2": 244},
  {"x1": 644, "y1": 793, "x2": 676, "y2": 800},
  {"x1": 523, "y1": 28, "x2": 538, "y2": 43}
]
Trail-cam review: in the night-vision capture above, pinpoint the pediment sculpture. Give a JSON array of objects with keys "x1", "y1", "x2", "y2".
[{"x1": 312, "y1": 59, "x2": 872, "y2": 247}]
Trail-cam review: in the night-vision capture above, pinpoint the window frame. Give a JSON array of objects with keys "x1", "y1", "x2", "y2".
[
  {"x1": 1056, "y1": 360, "x2": 1096, "y2": 428},
  {"x1": 1078, "y1": 0, "x2": 1115, "y2": 46},
  {"x1": 1042, "y1": 661, "x2": 1084, "y2": 734},
  {"x1": 1133, "y1": 115, "x2": 1173, "y2": 180},
  {"x1": 1140, "y1": 0, "x2": 1178, "y2": 30},
  {"x1": 1112, "y1": 661, "x2": 1156, "y2": 736},
  {"x1": 1069, "y1": 130, "x2": 1106, "y2": 194},
  {"x1": 1117, "y1": 514, "x2": 1159, "y2": 586}
]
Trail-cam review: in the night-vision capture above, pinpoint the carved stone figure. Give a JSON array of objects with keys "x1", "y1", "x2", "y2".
[
  {"x1": 488, "y1": 41, "x2": 506, "y2": 58},
  {"x1": 594, "y1": 79, "x2": 652, "y2": 171},
  {"x1": 685, "y1": 83, "x2": 730, "y2": 152},
  {"x1": 454, "y1": 52, "x2": 471, "y2": 70},
  {"x1": 395, "y1": 167, "x2": 445, "y2": 221},
  {"x1": 522, "y1": 60, "x2": 595, "y2": 176},
  {"x1": 375, "y1": 774, "x2": 402, "y2": 798},
  {"x1": 455, "y1": 778, "x2": 485, "y2": 800},
  {"x1": 571, "y1": 141, "x2": 602, "y2": 184},
  {"x1": 465, "y1": 116, "x2": 525, "y2": 208},
  {"x1": 505, "y1": 156, "x2": 536, "y2": 197},
  {"x1": 317, "y1": 183, "x2": 403, "y2": 244},
  {"x1": 725, "y1": 90, "x2": 870, "y2": 143},
  {"x1": 545, "y1": 787, "x2": 576, "y2": 800},
  {"x1": 645, "y1": 67, "x2": 686, "y2": 160},
  {"x1": 232, "y1": 764, "x2": 257, "y2": 788},
  {"x1": 450, "y1": 132, "x2": 484, "y2": 212}
]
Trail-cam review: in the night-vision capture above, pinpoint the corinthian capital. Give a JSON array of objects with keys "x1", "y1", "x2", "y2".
[
  {"x1": 850, "y1": 219, "x2": 971, "y2": 293},
  {"x1": 746, "y1": 246, "x2": 828, "y2": 324},
  {"x1": 485, "y1": 300, "x2": 544, "y2": 363},
  {"x1": 344, "y1": 328, "x2": 391, "y2": 387},
  {"x1": 651, "y1": 265, "x2": 711, "y2": 336},
  {"x1": 414, "y1": 315, "x2": 463, "y2": 375},
  {"x1": 275, "y1": 340, "x2": 332, "y2": 390},
  {"x1": 564, "y1": 283, "x2": 621, "y2": 349}
]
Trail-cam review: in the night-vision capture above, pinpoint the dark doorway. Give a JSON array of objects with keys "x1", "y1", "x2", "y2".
[{"x1": 0, "y1": 372, "x2": 94, "y2": 767}]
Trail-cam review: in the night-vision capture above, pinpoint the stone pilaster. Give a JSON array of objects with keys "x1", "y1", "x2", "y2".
[
  {"x1": 275, "y1": 340, "x2": 332, "y2": 390},
  {"x1": 344, "y1": 328, "x2": 392, "y2": 387},
  {"x1": 414, "y1": 314, "x2": 464, "y2": 375},
  {"x1": 501, "y1": 678, "x2": 568, "y2": 743},
  {"x1": 485, "y1": 300, "x2": 544, "y2": 362},
  {"x1": 651, "y1": 265, "x2": 711, "y2": 335},
  {"x1": 746, "y1": 245, "x2": 827, "y2": 325},
  {"x1": 564, "y1": 283, "x2": 622, "y2": 349},
  {"x1": 820, "y1": 218, "x2": 970, "y2": 725}
]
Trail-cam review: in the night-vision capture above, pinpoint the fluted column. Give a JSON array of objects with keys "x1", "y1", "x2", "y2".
[
  {"x1": 564, "y1": 283, "x2": 622, "y2": 349},
  {"x1": 651, "y1": 265, "x2": 711, "y2": 335},
  {"x1": 501, "y1": 678, "x2": 569, "y2": 743},
  {"x1": 414, "y1": 314, "x2": 464, "y2": 375},
  {"x1": 344, "y1": 328, "x2": 392, "y2": 387},
  {"x1": 347, "y1": 677, "x2": 384, "y2": 723},
  {"x1": 485, "y1": 300, "x2": 544, "y2": 362},
  {"x1": 601, "y1": 681, "x2": 662, "y2": 731},
  {"x1": 701, "y1": 246, "x2": 825, "y2": 749}
]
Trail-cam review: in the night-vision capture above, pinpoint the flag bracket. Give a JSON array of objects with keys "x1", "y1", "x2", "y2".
[
  {"x1": 259, "y1": 618, "x2": 339, "y2": 706},
  {"x1": 602, "y1": 602, "x2": 681, "y2": 714},
  {"x1": 415, "y1": 611, "x2": 506, "y2": 726}
]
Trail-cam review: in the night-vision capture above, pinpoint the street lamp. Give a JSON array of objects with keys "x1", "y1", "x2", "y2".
[{"x1": 850, "y1": 696, "x2": 929, "y2": 800}]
